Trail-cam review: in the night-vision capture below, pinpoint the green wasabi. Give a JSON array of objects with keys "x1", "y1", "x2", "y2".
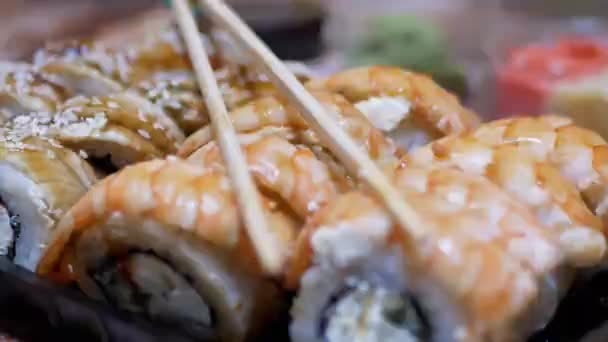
[{"x1": 347, "y1": 14, "x2": 468, "y2": 98}]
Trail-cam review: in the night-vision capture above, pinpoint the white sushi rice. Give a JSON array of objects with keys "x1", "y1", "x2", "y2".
[
  {"x1": 291, "y1": 214, "x2": 470, "y2": 342},
  {"x1": 0, "y1": 204, "x2": 13, "y2": 256},
  {"x1": 355, "y1": 96, "x2": 436, "y2": 151},
  {"x1": 324, "y1": 279, "x2": 419, "y2": 342},
  {"x1": 0, "y1": 163, "x2": 54, "y2": 270},
  {"x1": 355, "y1": 96, "x2": 411, "y2": 133}
]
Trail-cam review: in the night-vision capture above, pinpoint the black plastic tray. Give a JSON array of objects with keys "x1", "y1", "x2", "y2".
[{"x1": 0, "y1": 258, "x2": 215, "y2": 342}]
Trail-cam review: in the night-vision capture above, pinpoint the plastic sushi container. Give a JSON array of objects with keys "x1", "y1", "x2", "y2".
[
  {"x1": 0, "y1": 257, "x2": 216, "y2": 342},
  {"x1": 484, "y1": 2, "x2": 608, "y2": 127}
]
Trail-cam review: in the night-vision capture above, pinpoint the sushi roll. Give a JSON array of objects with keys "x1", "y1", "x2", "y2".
[
  {"x1": 130, "y1": 30, "x2": 318, "y2": 134},
  {"x1": 179, "y1": 91, "x2": 402, "y2": 190},
  {"x1": 134, "y1": 64, "x2": 256, "y2": 136},
  {"x1": 405, "y1": 134, "x2": 606, "y2": 267},
  {"x1": 37, "y1": 158, "x2": 297, "y2": 341},
  {"x1": 115, "y1": 29, "x2": 213, "y2": 134},
  {"x1": 135, "y1": 71, "x2": 209, "y2": 135},
  {"x1": 0, "y1": 65, "x2": 67, "y2": 121},
  {"x1": 0, "y1": 134, "x2": 97, "y2": 270},
  {"x1": 287, "y1": 166, "x2": 564, "y2": 342},
  {"x1": 4, "y1": 92, "x2": 184, "y2": 172},
  {"x1": 446, "y1": 116, "x2": 608, "y2": 231},
  {"x1": 33, "y1": 40, "x2": 124, "y2": 97},
  {"x1": 307, "y1": 66, "x2": 480, "y2": 151},
  {"x1": 187, "y1": 134, "x2": 339, "y2": 220}
]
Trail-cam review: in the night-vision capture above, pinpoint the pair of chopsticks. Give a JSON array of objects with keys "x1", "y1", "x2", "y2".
[{"x1": 172, "y1": 0, "x2": 431, "y2": 275}]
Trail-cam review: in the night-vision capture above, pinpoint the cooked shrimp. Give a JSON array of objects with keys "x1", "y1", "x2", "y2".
[
  {"x1": 288, "y1": 166, "x2": 562, "y2": 342},
  {"x1": 179, "y1": 91, "x2": 401, "y2": 178},
  {"x1": 432, "y1": 116, "x2": 608, "y2": 233},
  {"x1": 307, "y1": 66, "x2": 480, "y2": 150},
  {"x1": 38, "y1": 157, "x2": 295, "y2": 275},
  {"x1": 405, "y1": 133, "x2": 605, "y2": 267},
  {"x1": 188, "y1": 135, "x2": 338, "y2": 219},
  {"x1": 4, "y1": 92, "x2": 184, "y2": 170},
  {"x1": 37, "y1": 158, "x2": 296, "y2": 341}
]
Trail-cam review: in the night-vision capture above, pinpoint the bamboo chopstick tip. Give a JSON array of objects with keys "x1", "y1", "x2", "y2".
[
  {"x1": 173, "y1": 0, "x2": 282, "y2": 275},
  {"x1": 195, "y1": 0, "x2": 433, "y2": 247}
]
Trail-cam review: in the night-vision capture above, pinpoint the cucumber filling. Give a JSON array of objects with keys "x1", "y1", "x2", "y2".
[
  {"x1": 92, "y1": 252, "x2": 213, "y2": 337},
  {"x1": 319, "y1": 280, "x2": 431, "y2": 342}
]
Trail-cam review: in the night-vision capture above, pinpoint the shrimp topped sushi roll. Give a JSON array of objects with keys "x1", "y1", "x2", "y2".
[
  {"x1": 405, "y1": 133, "x2": 606, "y2": 267},
  {"x1": 0, "y1": 134, "x2": 96, "y2": 270},
  {"x1": 435, "y1": 116, "x2": 608, "y2": 232},
  {"x1": 307, "y1": 66, "x2": 480, "y2": 150},
  {"x1": 187, "y1": 134, "x2": 339, "y2": 220},
  {"x1": 287, "y1": 166, "x2": 563, "y2": 342},
  {"x1": 180, "y1": 91, "x2": 401, "y2": 190},
  {"x1": 37, "y1": 158, "x2": 297, "y2": 341}
]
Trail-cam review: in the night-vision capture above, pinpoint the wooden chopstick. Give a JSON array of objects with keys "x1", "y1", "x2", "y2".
[
  {"x1": 172, "y1": 0, "x2": 284, "y2": 275},
  {"x1": 196, "y1": 0, "x2": 432, "y2": 245}
]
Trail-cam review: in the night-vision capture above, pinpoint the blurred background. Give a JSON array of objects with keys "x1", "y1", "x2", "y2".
[{"x1": 1, "y1": 0, "x2": 607, "y2": 125}]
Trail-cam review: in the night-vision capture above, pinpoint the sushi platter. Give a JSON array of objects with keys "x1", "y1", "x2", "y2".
[{"x1": 2, "y1": 0, "x2": 608, "y2": 341}]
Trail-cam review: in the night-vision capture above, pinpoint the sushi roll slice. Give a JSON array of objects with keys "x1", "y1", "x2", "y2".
[
  {"x1": 129, "y1": 30, "x2": 316, "y2": 134},
  {"x1": 135, "y1": 71, "x2": 209, "y2": 135},
  {"x1": 4, "y1": 92, "x2": 184, "y2": 172},
  {"x1": 57, "y1": 92, "x2": 185, "y2": 154},
  {"x1": 0, "y1": 65, "x2": 67, "y2": 121},
  {"x1": 405, "y1": 134, "x2": 606, "y2": 267},
  {"x1": 37, "y1": 158, "x2": 297, "y2": 341},
  {"x1": 0, "y1": 135, "x2": 96, "y2": 270},
  {"x1": 115, "y1": 30, "x2": 212, "y2": 134},
  {"x1": 33, "y1": 41, "x2": 124, "y2": 97},
  {"x1": 287, "y1": 166, "x2": 564, "y2": 342},
  {"x1": 307, "y1": 66, "x2": 480, "y2": 151},
  {"x1": 450, "y1": 116, "x2": 608, "y2": 231}
]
